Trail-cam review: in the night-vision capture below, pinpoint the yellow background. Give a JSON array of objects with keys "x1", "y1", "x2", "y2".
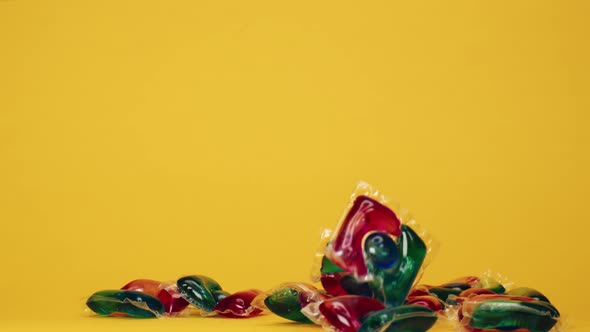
[{"x1": 1, "y1": 1, "x2": 588, "y2": 331}]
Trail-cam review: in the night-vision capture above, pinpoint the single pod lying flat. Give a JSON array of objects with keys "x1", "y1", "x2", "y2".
[
  {"x1": 177, "y1": 275, "x2": 229, "y2": 312},
  {"x1": 264, "y1": 287, "x2": 311, "y2": 323},
  {"x1": 86, "y1": 290, "x2": 164, "y2": 318},
  {"x1": 463, "y1": 294, "x2": 560, "y2": 332},
  {"x1": 262, "y1": 282, "x2": 327, "y2": 323}
]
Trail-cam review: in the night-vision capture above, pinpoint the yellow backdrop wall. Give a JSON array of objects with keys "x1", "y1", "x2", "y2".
[{"x1": 1, "y1": 1, "x2": 588, "y2": 331}]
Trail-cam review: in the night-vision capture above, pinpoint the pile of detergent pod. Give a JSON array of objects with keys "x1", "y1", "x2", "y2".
[
  {"x1": 86, "y1": 275, "x2": 264, "y2": 318},
  {"x1": 86, "y1": 182, "x2": 562, "y2": 332}
]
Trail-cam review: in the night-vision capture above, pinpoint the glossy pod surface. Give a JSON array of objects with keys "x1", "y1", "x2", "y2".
[
  {"x1": 321, "y1": 256, "x2": 373, "y2": 297},
  {"x1": 320, "y1": 255, "x2": 349, "y2": 296},
  {"x1": 318, "y1": 295, "x2": 386, "y2": 332},
  {"x1": 264, "y1": 288, "x2": 309, "y2": 323},
  {"x1": 321, "y1": 255, "x2": 344, "y2": 274},
  {"x1": 214, "y1": 289, "x2": 263, "y2": 318},
  {"x1": 365, "y1": 226, "x2": 427, "y2": 307},
  {"x1": 322, "y1": 272, "x2": 374, "y2": 297},
  {"x1": 462, "y1": 295, "x2": 560, "y2": 332},
  {"x1": 327, "y1": 196, "x2": 402, "y2": 278},
  {"x1": 177, "y1": 275, "x2": 227, "y2": 311},
  {"x1": 359, "y1": 305, "x2": 438, "y2": 332},
  {"x1": 263, "y1": 283, "x2": 327, "y2": 323},
  {"x1": 86, "y1": 290, "x2": 164, "y2": 318},
  {"x1": 156, "y1": 286, "x2": 190, "y2": 314},
  {"x1": 320, "y1": 272, "x2": 349, "y2": 296}
]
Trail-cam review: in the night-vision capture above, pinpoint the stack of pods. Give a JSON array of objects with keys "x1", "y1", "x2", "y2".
[
  {"x1": 254, "y1": 182, "x2": 561, "y2": 332},
  {"x1": 254, "y1": 182, "x2": 440, "y2": 332}
]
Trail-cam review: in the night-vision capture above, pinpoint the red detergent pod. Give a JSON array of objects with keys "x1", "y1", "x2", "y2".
[
  {"x1": 302, "y1": 295, "x2": 386, "y2": 332},
  {"x1": 156, "y1": 284, "x2": 190, "y2": 314},
  {"x1": 327, "y1": 195, "x2": 402, "y2": 279},
  {"x1": 213, "y1": 289, "x2": 263, "y2": 318}
]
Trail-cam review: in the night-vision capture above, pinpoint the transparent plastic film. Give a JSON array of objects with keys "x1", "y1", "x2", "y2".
[
  {"x1": 301, "y1": 295, "x2": 386, "y2": 332},
  {"x1": 85, "y1": 275, "x2": 263, "y2": 319},
  {"x1": 211, "y1": 289, "x2": 264, "y2": 318},
  {"x1": 85, "y1": 290, "x2": 165, "y2": 318},
  {"x1": 122, "y1": 279, "x2": 189, "y2": 316},
  {"x1": 320, "y1": 181, "x2": 438, "y2": 308},
  {"x1": 423, "y1": 272, "x2": 566, "y2": 332},
  {"x1": 311, "y1": 227, "x2": 334, "y2": 283},
  {"x1": 176, "y1": 275, "x2": 264, "y2": 318},
  {"x1": 357, "y1": 305, "x2": 439, "y2": 332},
  {"x1": 253, "y1": 282, "x2": 328, "y2": 323},
  {"x1": 176, "y1": 274, "x2": 229, "y2": 315},
  {"x1": 300, "y1": 294, "x2": 439, "y2": 332},
  {"x1": 457, "y1": 294, "x2": 561, "y2": 332},
  {"x1": 412, "y1": 271, "x2": 512, "y2": 307}
]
